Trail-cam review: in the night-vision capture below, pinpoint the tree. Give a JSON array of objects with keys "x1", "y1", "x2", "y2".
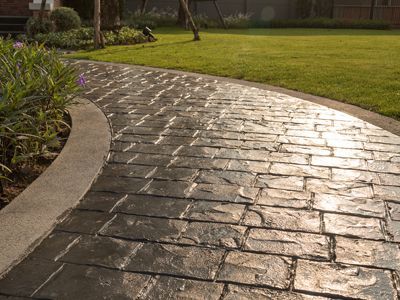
[
  {"x1": 39, "y1": 0, "x2": 47, "y2": 21},
  {"x1": 94, "y1": 0, "x2": 105, "y2": 48},
  {"x1": 101, "y1": 0, "x2": 121, "y2": 29},
  {"x1": 178, "y1": 0, "x2": 200, "y2": 40}
]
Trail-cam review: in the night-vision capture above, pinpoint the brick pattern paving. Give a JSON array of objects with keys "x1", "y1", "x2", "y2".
[{"x1": 1, "y1": 61, "x2": 400, "y2": 299}]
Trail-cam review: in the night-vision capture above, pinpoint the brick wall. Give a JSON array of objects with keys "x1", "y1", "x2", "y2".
[{"x1": 0, "y1": 0, "x2": 32, "y2": 16}]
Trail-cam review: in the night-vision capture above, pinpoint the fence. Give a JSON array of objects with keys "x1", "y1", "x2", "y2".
[{"x1": 333, "y1": 4, "x2": 400, "y2": 26}]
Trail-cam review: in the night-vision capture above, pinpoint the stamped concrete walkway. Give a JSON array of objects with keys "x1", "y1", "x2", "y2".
[{"x1": 1, "y1": 61, "x2": 400, "y2": 299}]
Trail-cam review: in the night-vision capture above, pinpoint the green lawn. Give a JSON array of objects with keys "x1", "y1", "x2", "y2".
[{"x1": 69, "y1": 28, "x2": 400, "y2": 119}]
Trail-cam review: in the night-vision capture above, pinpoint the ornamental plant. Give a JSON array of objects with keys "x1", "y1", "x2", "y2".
[{"x1": 0, "y1": 39, "x2": 81, "y2": 188}]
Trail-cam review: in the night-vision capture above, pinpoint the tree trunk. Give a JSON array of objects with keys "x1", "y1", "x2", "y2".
[
  {"x1": 177, "y1": 0, "x2": 189, "y2": 28},
  {"x1": 370, "y1": 0, "x2": 376, "y2": 19},
  {"x1": 178, "y1": 0, "x2": 200, "y2": 40},
  {"x1": 141, "y1": 0, "x2": 149, "y2": 15},
  {"x1": 39, "y1": 0, "x2": 47, "y2": 21},
  {"x1": 310, "y1": 0, "x2": 317, "y2": 17},
  {"x1": 94, "y1": 0, "x2": 104, "y2": 48}
]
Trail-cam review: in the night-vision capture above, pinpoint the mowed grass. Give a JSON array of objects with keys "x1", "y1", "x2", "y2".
[{"x1": 69, "y1": 28, "x2": 400, "y2": 119}]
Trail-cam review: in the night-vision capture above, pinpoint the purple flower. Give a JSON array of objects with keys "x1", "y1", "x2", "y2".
[
  {"x1": 13, "y1": 42, "x2": 24, "y2": 49},
  {"x1": 77, "y1": 74, "x2": 86, "y2": 87}
]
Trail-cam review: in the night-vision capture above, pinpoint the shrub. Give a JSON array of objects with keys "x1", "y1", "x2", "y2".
[
  {"x1": 124, "y1": 8, "x2": 178, "y2": 29},
  {"x1": 254, "y1": 18, "x2": 391, "y2": 30},
  {"x1": 26, "y1": 17, "x2": 54, "y2": 36},
  {"x1": 50, "y1": 7, "x2": 81, "y2": 32},
  {"x1": 33, "y1": 26, "x2": 147, "y2": 49},
  {"x1": 224, "y1": 13, "x2": 252, "y2": 29},
  {"x1": 0, "y1": 39, "x2": 80, "y2": 184}
]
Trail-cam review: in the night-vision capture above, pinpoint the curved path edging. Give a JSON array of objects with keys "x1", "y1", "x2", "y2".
[
  {"x1": 0, "y1": 98, "x2": 111, "y2": 276},
  {"x1": 75, "y1": 59, "x2": 400, "y2": 137}
]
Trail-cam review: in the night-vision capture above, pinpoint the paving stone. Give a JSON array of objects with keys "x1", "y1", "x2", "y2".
[
  {"x1": 373, "y1": 151, "x2": 400, "y2": 162},
  {"x1": 139, "y1": 276, "x2": 224, "y2": 300},
  {"x1": 243, "y1": 206, "x2": 321, "y2": 233},
  {"x1": 294, "y1": 260, "x2": 397, "y2": 299},
  {"x1": 179, "y1": 222, "x2": 246, "y2": 248},
  {"x1": 269, "y1": 163, "x2": 330, "y2": 179},
  {"x1": 129, "y1": 153, "x2": 174, "y2": 166},
  {"x1": 126, "y1": 144, "x2": 179, "y2": 155},
  {"x1": 387, "y1": 220, "x2": 400, "y2": 242},
  {"x1": 217, "y1": 252, "x2": 291, "y2": 288},
  {"x1": 267, "y1": 152, "x2": 310, "y2": 165},
  {"x1": 91, "y1": 176, "x2": 149, "y2": 193},
  {"x1": 374, "y1": 185, "x2": 400, "y2": 201},
  {"x1": 141, "y1": 180, "x2": 195, "y2": 198},
  {"x1": 0, "y1": 258, "x2": 62, "y2": 297},
  {"x1": 331, "y1": 168, "x2": 379, "y2": 183},
  {"x1": 193, "y1": 137, "x2": 243, "y2": 148},
  {"x1": 323, "y1": 213, "x2": 384, "y2": 240},
  {"x1": 368, "y1": 161, "x2": 400, "y2": 174},
  {"x1": 185, "y1": 201, "x2": 245, "y2": 223},
  {"x1": 378, "y1": 173, "x2": 400, "y2": 186},
  {"x1": 388, "y1": 202, "x2": 400, "y2": 221},
  {"x1": 223, "y1": 284, "x2": 328, "y2": 300},
  {"x1": 244, "y1": 229, "x2": 330, "y2": 260},
  {"x1": 335, "y1": 236, "x2": 400, "y2": 270},
  {"x1": 190, "y1": 184, "x2": 259, "y2": 203},
  {"x1": 158, "y1": 136, "x2": 196, "y2": 146},
  {"x1": 115, "y1": 194, "x2": 191, "y2": 218},
  {"x1": 243, "y1": 133, "x2": 277, "y2": 142},
  {"x1": 364, "y1": 142, "x2": 400, "y2": 153},
  {"x1": 333, "y1": 148, "x2": 373, "y2": 159},
  {"x1": 176, "y1": 146, "x2": 219, "y2": 158},
  {"x1": 101, "y1": 214, "x2": 187, "y2": 242},
  {"x1": 257, "y1": 189, "x2": 310, "y2": 208},
  {"x1": 277, "y1": 136, "x2": 326, "y2": 147},
  {"x1": 327, "y1": 139, "x2": 364, "y2": 149},
  {"x1": 255, "y1": 175, "x2": 304, "y2": 191},
  {"x1": 369, "y1": 135, "x2": 400, "y2": 144},
  {"x1": 311, "y1": 156, "x2": 367, "y2": 170},
  {"x1": 101, "y1": 164, "x2": 155, "y2": 178},
  {"x1": 60, "y1": 236, "x2": 140, "y2": 269},
  {"x1": 56, "y1": 210, "x2": 113, "y2": 234},
  {"x1": 34, "y1": 264, "x2": 150, "y2": 300},
  {"x1": 77, "y1": 191, "x2": 126, "y2": 212},
  {"x1": 307, "y1": 178, "x2": 373, "y2": 198},
  {"x1": 241, "y1": 141, "x2": 279, "y2": 151},
  {"x1": 226, "y1": 160, "x2": 270, "y2": 174},
  {"x1": 313, "y1": 193, "x2": 385, "y2": 218},
  {"x1": 116, "y1": 134, "x2": 159, "y2": 144},
  {"x1": 286, "y1": 129, "x2": 320, "y2": 138},
  {"x1": 149, "y1": 167, "x2": 198, "y2": 181},
  {"x1": 196, "y1": 170, "x2": 256, "y2": 186},
  {"x1": 126, "y1": 243, "x2": 224, "y2": 280},
  {"x1": 216, "y1": 149, "x2": 270, "y2": 162},
  {"x1": 281, "y1": 144, "x2": 331, "y2": 156},
  {"x1": 30, "y1": 231, "x2": 80, "y2": 261},
  {"x1": 170, "y1": 157, "x2": 229, "y2": 170}
]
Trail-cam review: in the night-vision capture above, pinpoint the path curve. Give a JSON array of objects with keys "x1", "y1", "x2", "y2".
[{"x1": 0, "y1": 61, "x2": 399, "y2": 299}]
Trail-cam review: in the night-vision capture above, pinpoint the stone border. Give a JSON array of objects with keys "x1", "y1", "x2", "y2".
[
  {"x1": 76, "y1": 60, "x2": 400, "y2": 136},
  {"x1": 0, "y1": 98, "x2": 111, "y2": 276}
]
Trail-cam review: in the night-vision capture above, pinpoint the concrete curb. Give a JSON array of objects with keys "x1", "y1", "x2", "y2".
[
  {"x1": 0, "y1": 98, "x2": 111, "y2": 276},
  {"x1": 74, "y1": 59, "x2": 400, "y2": 137}
]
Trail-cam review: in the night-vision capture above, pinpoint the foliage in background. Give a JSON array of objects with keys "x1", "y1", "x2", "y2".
[
  {"x1": 30, "y1": 26, "x2": 147, "y2": 49},
  {"x1": 296, "y1": 0, "x2": 334, "y2": 18},
  {"x1": 0, "y1": 39, "x2": 80, "y2": 185},
  {"x1": 264, "y1": 18, "x2": 391, "y2": 30},
  {"x1": 50, "y1": 7, "x2": 82, "y2": 32},
  {"x1": 124, "y1": 8, "x2": 178, "y2": 29},
  {"x1": 26, "y1": 17, "x2": 54, "y2": 36}
]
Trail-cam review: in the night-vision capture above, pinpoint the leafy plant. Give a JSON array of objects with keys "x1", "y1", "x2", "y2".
[
  {"x1": 0, "y1": 39, "x2": 80, "y2": 187},
  {"x1": 50, "y1": 7, "x2": 81, "y2": 31},
  {"x1": 26, "y1": 17, "x2": 54, "y2": 36},
  {"x1": 32, "y1": 26, "x2": 147, "y2": 49}
]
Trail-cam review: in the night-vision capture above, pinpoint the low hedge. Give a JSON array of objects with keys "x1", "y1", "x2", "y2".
[
  {"x1": 254, "y1": 18, "x2": 391, "y2": 30},
  {"x1": 32, "y1": 26, "x2": 147, "y2": 50}
]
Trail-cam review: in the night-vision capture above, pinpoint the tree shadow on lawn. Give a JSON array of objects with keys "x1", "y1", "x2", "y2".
[{"x1": 157, "y1": 27, "x2": 400, "y2": 37}]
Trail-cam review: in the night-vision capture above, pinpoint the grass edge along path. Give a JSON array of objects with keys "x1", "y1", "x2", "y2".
[{"x1": 68, "y1": 28, "x2": 400, "y2": 120}]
